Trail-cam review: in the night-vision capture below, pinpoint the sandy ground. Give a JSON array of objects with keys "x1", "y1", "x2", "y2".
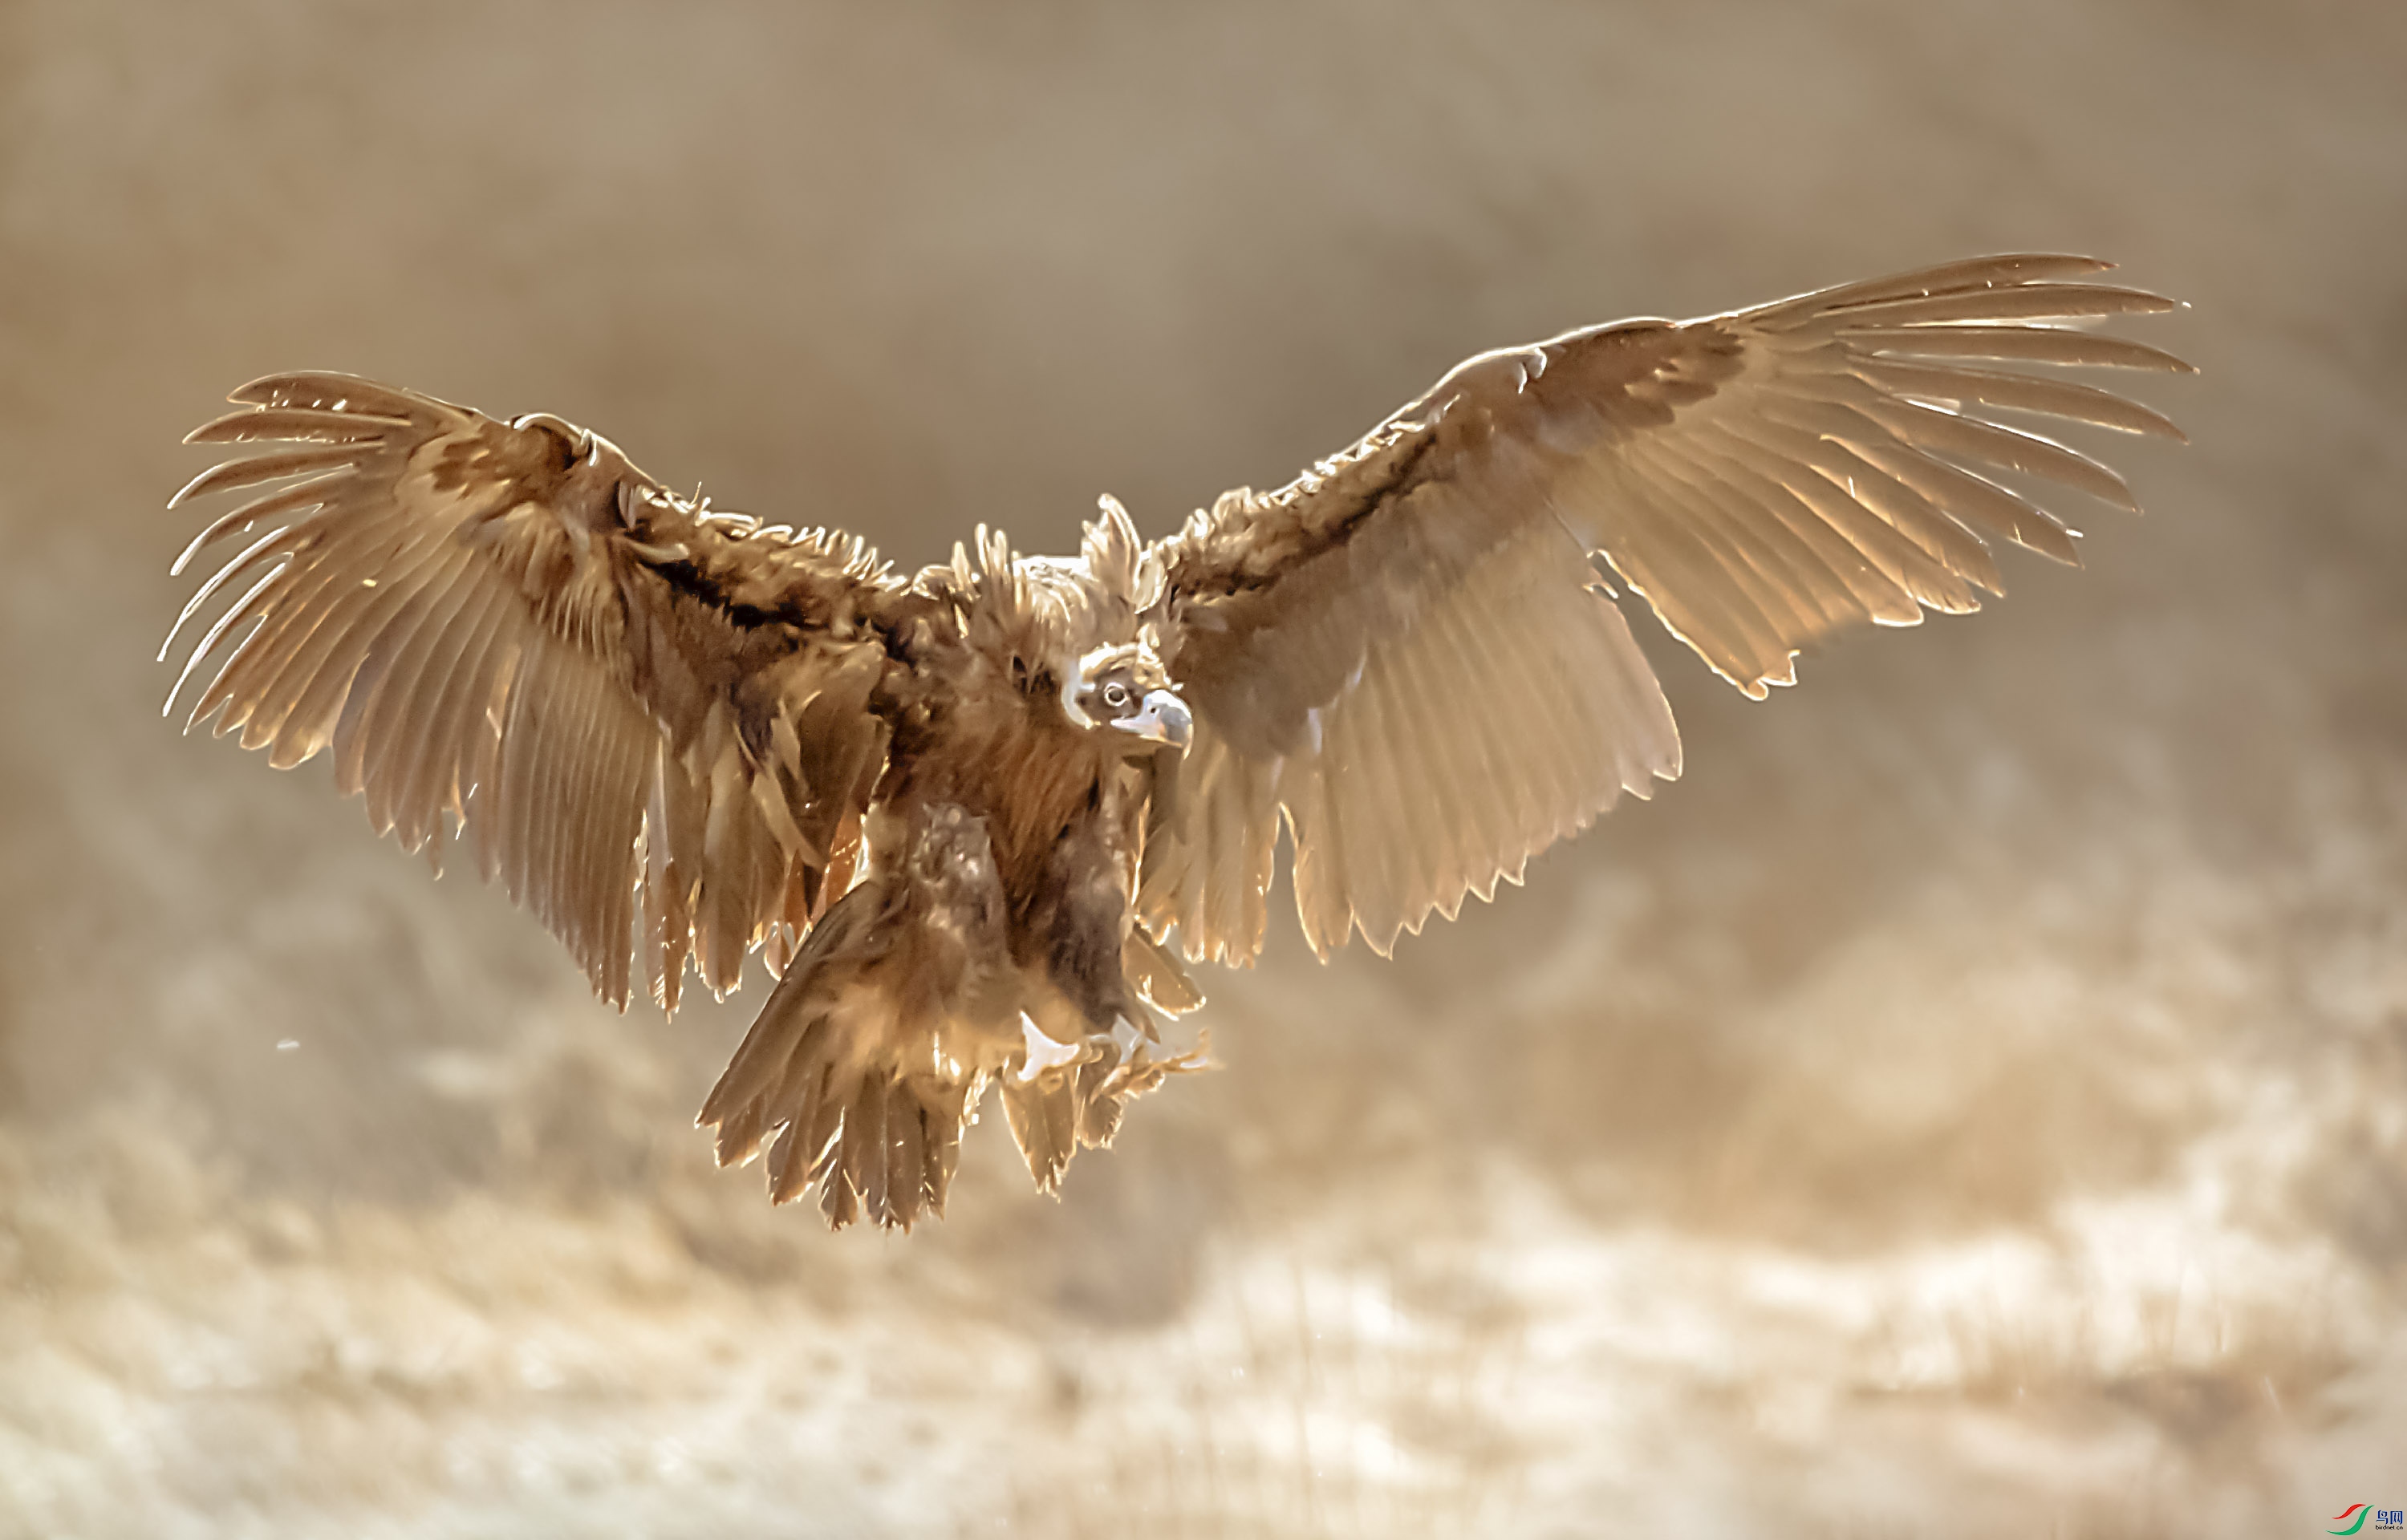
[{"x1": 2, "y1": 3, "x2": 2403, "y2": 1535}]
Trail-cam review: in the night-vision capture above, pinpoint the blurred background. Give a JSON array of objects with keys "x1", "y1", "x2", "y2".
[{"x1": 2, "y1": 3, "x2": 2402, "y2": 1535}]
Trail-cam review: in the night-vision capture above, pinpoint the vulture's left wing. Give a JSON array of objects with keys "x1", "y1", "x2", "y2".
[
  {"x1": 1139, "y1": 254, "x2": 2190, "y2": 962},
  {"x1": 162, "y1": 373, "x2": 911, "y2": 1011}
]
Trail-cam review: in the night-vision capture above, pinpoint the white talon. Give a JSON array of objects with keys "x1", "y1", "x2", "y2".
[{"x1": 1016, "y1": 1014, "x2": 1084, "y2": 1081}]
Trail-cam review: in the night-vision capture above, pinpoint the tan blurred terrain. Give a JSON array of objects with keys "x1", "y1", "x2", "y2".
[{"x1": 2, "y1": 3, "x2": 2404, "y2": 1535}]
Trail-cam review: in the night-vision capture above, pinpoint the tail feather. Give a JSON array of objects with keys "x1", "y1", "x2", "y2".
[
  {"x1": 699, "y1": 882, "x2": 995, "y2": 1230},
  {"x1": 698, "y1": 877, "x2": 1213, "y2": 1228}
]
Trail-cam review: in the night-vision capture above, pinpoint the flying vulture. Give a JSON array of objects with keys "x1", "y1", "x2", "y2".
[{"x1": 160, "y1": 254, "x2": 2190, "y2": 1229}]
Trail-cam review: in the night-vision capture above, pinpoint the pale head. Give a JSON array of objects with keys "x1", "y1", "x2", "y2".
[{"x1": 1059, "y1": 642, "x2": 1191, "y2": 751}]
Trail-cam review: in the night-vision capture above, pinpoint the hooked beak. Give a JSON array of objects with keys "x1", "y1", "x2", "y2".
[{"x1": 1110, "y1": 689, "x2": 1192, "y2": 751}]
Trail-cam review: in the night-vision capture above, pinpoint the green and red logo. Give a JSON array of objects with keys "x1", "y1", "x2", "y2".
[{"x1": 2332, "y1": 1505, "x2": 2405, "y2": 1534}]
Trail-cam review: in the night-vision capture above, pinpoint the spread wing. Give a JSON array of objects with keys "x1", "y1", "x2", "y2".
[
  {"x1": 163, "y1": 373, "x2": 916, "y2": 1010},
  {"x1": 1139, "y1": 254, "x2": 2191, "y2": 962}
]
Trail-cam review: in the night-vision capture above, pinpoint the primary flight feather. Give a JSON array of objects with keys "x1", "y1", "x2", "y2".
[{"x1": 162, "y1": 254, "x2": 2190, "y2": 1228}]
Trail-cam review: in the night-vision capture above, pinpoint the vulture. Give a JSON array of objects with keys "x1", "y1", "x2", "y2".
[{"x1": 160, "y1": 254, "x2": 2189, "y2": 1229}]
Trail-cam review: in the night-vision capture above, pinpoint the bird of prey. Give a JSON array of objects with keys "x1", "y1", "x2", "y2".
[{"x1": 161, "y1": 254, "x2": 2188, "y2": 1229}]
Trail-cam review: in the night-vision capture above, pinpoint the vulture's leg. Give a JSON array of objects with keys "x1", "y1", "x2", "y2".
[
  {"x1": 695, "y1": 801, "x2": 1015, "y2": 1230},
  {"x1": 1001, "y1": 813, "x2": 1213, "y2": 1185},
  {"x1": 1033, "y1": 813, "x2": 1147, "y2": 1034}
]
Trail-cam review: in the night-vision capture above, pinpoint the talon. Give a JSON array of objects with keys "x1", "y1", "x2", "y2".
[{"x1": 1015, "y1": 1013, "x2": 1085, "y2": 1082}]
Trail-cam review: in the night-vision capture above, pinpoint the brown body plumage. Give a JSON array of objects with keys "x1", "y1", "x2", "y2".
[{"x1": 162, "y1": 254, "x2": 2190, "y2": 1227}]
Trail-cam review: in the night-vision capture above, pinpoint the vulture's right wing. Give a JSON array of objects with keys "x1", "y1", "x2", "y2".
[
  {"x1": 1141, "y1": 255, "x2": 2190, "y2": 963},
  {"x1": 163, "y1": 373, "x2": 915, "y2": 1010}
]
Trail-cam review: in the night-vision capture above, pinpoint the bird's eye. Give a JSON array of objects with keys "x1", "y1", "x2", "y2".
[{"x1": 1101, "y1": 681, "x2": 1132, "y2": 712}]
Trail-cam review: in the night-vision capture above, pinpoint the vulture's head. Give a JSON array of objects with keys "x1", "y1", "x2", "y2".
[{"x1": 1059, "y1": 642, "x2": 1190, "y2": 753}]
